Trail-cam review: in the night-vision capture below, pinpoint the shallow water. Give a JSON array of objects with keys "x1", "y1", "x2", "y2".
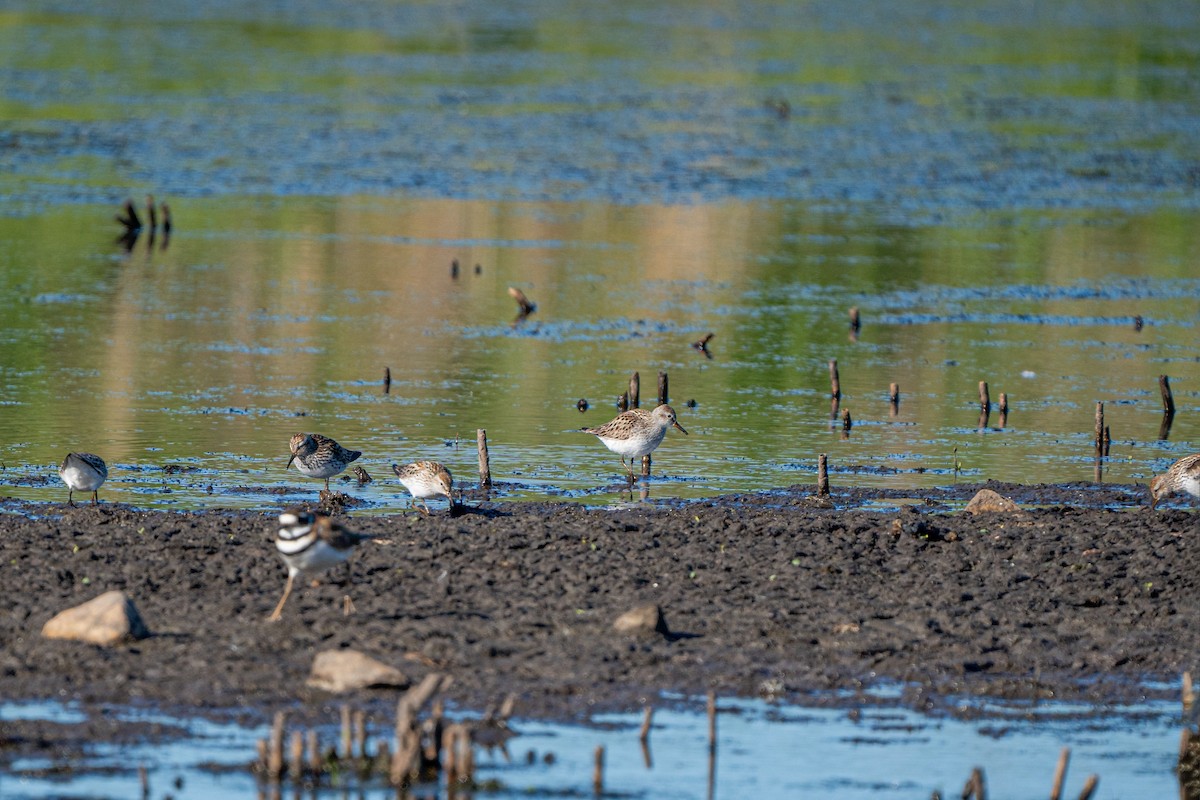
[
  {"x1": 0, "y1": 694, "x2": 1187, "y2": 799},
  {"x1": 1, "y1": 198, "x2": 1198, "y2": 510},
  {"x1": 1, "y1": 0, "x2": 1199, "y2": 512}
]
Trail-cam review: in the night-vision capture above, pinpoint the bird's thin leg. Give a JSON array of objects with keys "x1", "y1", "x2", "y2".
[
  {"x1": 268, "y1": 573, "x2": 295, "y2": 621},
  {"x1": 67, "y1": 490, "x2": 75, "y2": 507},
  {"x1": 418, "y1": 500, "x2": 431, "y2": 515},
  {"x1": 91, "y1": 490, "x2": 99, "y2": 505}
]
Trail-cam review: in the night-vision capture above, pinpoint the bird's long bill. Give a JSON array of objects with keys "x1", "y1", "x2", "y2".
[
  {"x1": 673, "y1": 421, "x2": 688, "y2": 435},
  {"x1": 285, "y1": 453, "x2": 296, "y2": 470},
  {"x1": 1149, "y1": 494, "x2": 1158, "y2": 511}
]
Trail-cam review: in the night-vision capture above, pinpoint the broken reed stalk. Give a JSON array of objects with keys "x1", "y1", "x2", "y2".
[
  {"x1": 829, "y1": 359, "x2": 841, "y2": 401},
  {"x1": 1159, "y1": 374, "x2": 1176, "y2": 440},
  {"x1": 498, "y1": 693, "x2": 516, "y2": 720},
  {"x1": 353, "y1": 709, "x2": 366, "y2": 760},
  {"x1": 267, "y1": 711, "x2": 285, "y2": 780},
  {"x1": 978, "y1": 381, "x2": 991, "y2": 429},
  {"x1": 507, "y1": 286, "x2": 535, "y2": 317},
  {"x1": 849, "y1": 306, "x2": 860, "y2": 333},
  {"x1": 390, "y1": 699, "x2": 419, "y2": 786},
  {"x1": 1103, "y1": 425, "x2": 1111, "y2": 457},
  {"x1": 306, "y1": 730, "x2": 321, "y2": 777},
  {"x1": 707, "y1": 691, "x2": 717, "y2": 755},
  {"x1": 1050, "y1": 747, "x2": 1070, "y2": 800},
  {"x1": 888, "y1": 382, "x2": 900, "y2": 417},
  {"x1": 639, "y1": 706, "x2": 653, "y2": 743},
  {"x1": 1077, "y1": 775, "x2": 1099, "y2": 800},
  {"x1": 618, "y1": 392, "x2": 629, "y2": 412},
  {"x1": 1185, "y1": 671, "x2": 1195, "y2": 714},
  {"x1": 998, "y1": 392, "x2": 1009, "y2": 428},
  {"x1": 817, "y1": 453, "x2": 829, "y2": 496},
  {"x1": 341, "y1": 705, "x2": 352, "y2": 760},
  {"x1": 642, "y1": 453, "x2": 651, "y2": 478},
  {"x1": 962, "y1": 766, "x2": 986, "y2": 800},
  {"x1": 706, "y1": 691, "x2": 718, "y2": 800},
  {"x1": 289, "y1": 731, "x2": 304, "y2": 780},
  {"x1": 658, "y1": 371, "x2": 669, "y2": 405},
  {"x1": 593, "y1": 745, "x2": 605, "y2": 795},
  {"x1": 1160, "y1": 374, "x2": 1176, "y2": 417},
  {"x1": 441, "y1": 725, "x2": 458, "y2": 786},
  {"x1": 1181, "y1": 727, "x2": 1193, "y2": 762},
  {"x1": 383, "y1": 366, "x2": 391, "y2": 394},
  {"x1": 476, "y1": 429, "x2": 492, "y2": 489},
  {"x1": 629, "y1": 372, "x2": 640, "y2": 409},
  {"x1": 841, "y1": 409, "x2": 852, "y2": 431},
  {"x1": 425, "y1": 700, "x2": 445, "y2": 765},
  {"x1": 458, "y1": 724, "x2": 475, "y2": 784},
  {"x1": 1093, "y1": 402, "x2": 1104, "y2": 457}
]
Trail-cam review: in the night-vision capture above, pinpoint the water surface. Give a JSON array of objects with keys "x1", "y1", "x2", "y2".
[{"x1": 0, "y1": 0, "x2": 1198, "y2": 510}]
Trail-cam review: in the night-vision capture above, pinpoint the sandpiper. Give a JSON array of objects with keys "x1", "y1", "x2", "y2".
[
  {"x1": 392, "y1": 461, "x2": 454, "y2": 514},
  {"x1": 1149, "y1": 453, "x2": 1200, "y2": 510},
  {"x1": 286, "y1": 433, "x2": 362, "y2": 491},
  {"x1": 59, "y1": 452, "x2": 108, "y2": 506},
  {"x1": 581, "y1": 403, "x2": 687, "y2": 479},
  {"x1": 268, "y1": 508, "x2": 375, "y2": 621}
]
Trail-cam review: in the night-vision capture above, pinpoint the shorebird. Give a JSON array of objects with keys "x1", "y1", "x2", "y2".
[
  {"x1": 268, "y1": 508, "x2": 375, "y2": 621},
  {"x1": 581, "y1": 403, "x2": 687, "y2": 479},
  {"x1": 1149, "y1": 453, "x2": 1200, "y2": 510},
  {"x1": 286, "y1": 433, "x2": 361, "y2": 491},
  {"x1": 392, "y1": 461, "x2": 455, "y2": 514},
  {"x1": 58, "y1": 452, "x2": 108, "y2": 506}
]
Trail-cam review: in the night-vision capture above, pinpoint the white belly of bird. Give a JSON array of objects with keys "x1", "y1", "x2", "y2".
[
  {"x1": 1181, "y1": 473, "x2": 1200, "y2": 499},
  {"x1": 399, "y1": 475, "x2": 445, "y2": 499},
  {"x1": 598, "y1": 427, "x2": 666, "y2": 459},
  {"x1": 60, "y1": 465, "x2": 104, "y2": 491},
  {"x1": 293, "y1": 459, "x2": 342, "y2": 479},
  {"x1": 277, "y1": 538, "x2": 349, "y2": 575}
]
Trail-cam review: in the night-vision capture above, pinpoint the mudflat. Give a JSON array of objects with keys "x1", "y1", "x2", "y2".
[{"x1": 1, "y1": 482, "x2": 1195, "y2": 725}]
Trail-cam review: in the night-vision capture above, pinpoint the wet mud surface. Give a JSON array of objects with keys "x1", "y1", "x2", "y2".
[{"x1": 1, "y1": 481, "x2": 1196, "y2": 738}]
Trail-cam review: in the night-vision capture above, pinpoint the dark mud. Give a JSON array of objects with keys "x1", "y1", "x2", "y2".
[{"x1": 1, "y1": 481, "x2": 1196, "y2": 735}]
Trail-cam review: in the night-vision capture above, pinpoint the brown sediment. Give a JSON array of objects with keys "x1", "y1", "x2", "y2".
[{"x1": 0, "y1": 483, "x2": 1194, "y2": 727}]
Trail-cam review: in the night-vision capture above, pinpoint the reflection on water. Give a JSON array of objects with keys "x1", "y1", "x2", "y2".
[
  {"x1": 0, "y1": 0, "x2": 1198, "y2": 509},
  {"x1": 0, "y1": 695, "x2": 1185, "y2": 799},
  {"x1": 0, "y1": 198, "x2": 1199, "y2": 510}
]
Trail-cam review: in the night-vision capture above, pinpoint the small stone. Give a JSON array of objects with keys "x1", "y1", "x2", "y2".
[
  {"x1": 963, "y1": 489, "x2": 1020, "y2": 514},
  {"x1": 41, "y1": 590, "x2": 150, "y2": 646},
  {"x1": 306, "y1": 649, "x2": 410, "y2": 693},
  {"x1": 613, "y1": 604, "x2": 670, "y2": 637}
]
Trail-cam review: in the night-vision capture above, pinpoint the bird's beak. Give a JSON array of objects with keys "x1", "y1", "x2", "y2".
[
  {"x1": 673, "y1": 421, "x2": 688, "y2": 435},
  {"x1": 1149, "y1": 494, "x2": 1158, "y2": 511},
  {"x1": 286, "y1": 454, "x2": 296, "y2": 470}
]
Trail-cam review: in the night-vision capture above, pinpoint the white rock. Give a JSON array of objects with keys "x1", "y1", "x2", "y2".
[
  {"x1": 41, "y1": 590, "x2": 150, "y2": 646},
  {"x1": 306, "y1": 649, "x2": 410, "y2": 693}
]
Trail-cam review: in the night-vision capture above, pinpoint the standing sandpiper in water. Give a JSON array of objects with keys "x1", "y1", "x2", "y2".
[
  {"x1": 286, "y1": 433, "x2": 362, "y2": 491},
  {"x1": 581, "y1": 404, "x2": 688, "y2": 479},
  {"x1": 1149, "y1": 453, "x2": 1200, "y2": 510},
  {"x1": 59, "y1": 452, "x2": 108, "y2": 506},
  {"x1": 268, "y1": 508, "x2": 376, "y2": 621},
  {"x1": 392, "y1": 461, "x2": 455, "y2": 514}
]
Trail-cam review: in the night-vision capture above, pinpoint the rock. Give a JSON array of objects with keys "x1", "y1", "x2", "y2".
[
  {"x1": 963, "y1": 489, "x2": 1021, "y2": 514},
  {"x1": 306, "y1": 649, "x2": 410, "y2": 693},
  {"x1": 41, "y1": 590, "x2": 150, "y2": 646},
  {"x1": 613, "y1": 604, "x2": 670, "y2": 637}
]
